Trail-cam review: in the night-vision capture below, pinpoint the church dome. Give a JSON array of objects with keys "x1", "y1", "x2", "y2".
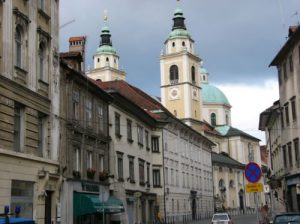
[
  {"x1": 201, "y1": 83, "x2": 230, "y2": 106},
  {"x1": 168, "y1": 29, "x2": 191, "y2": 39},
  {"x1": 96, "y1": 45, "x2": 117, "y2": 55}
]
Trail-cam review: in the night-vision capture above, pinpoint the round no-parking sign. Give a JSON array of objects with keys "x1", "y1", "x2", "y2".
[{"x1": 244, "y1": 162, "x2": 262, "y2": 183}]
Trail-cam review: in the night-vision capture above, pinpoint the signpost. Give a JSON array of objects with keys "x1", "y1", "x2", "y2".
[{"x1": 244, "y1": 162, "x2": 262, "y2": 223}]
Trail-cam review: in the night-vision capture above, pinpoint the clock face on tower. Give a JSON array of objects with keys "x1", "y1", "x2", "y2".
[{"x1": 169, "y1": 87, "x2": 179, "y2": 100}]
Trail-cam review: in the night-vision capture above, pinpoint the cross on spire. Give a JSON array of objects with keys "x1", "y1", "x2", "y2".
[{"x1": 103, "y1": 9, "x2": 108, "y2": 24}]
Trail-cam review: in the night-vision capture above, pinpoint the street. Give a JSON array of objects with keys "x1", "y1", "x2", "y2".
[{"x1": 195, "y1": 214, "x2": 258, "y2": 224}]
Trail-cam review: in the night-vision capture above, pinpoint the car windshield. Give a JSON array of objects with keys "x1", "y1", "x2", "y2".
[
  {"x1": 213, "y1": 214, "x2": 228, "y2": 221},
  {"x1": 274, "y1": 215, "x2": 300, "y2": 224}
]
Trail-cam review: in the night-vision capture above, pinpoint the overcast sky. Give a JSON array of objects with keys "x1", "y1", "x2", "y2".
[{"x1": 59, "y1": 0, "x2": 299, "y2": 143}]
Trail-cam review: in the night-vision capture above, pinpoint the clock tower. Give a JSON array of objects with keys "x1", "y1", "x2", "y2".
[{"x1": 160, "y1": 6, "x2": 203, "y2": 131}]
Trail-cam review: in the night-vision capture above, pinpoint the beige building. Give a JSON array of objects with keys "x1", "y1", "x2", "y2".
[
  {"x1": 260, "y1": 25, "x2": 300, "y2": 212},
  {"x1": 0, "y1": 0, "x2": 60, "y2": 223}
]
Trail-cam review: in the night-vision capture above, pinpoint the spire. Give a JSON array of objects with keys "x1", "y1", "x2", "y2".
[
  {"x1": 100, "y1": 10, "x2": 112, "y2": 46},
  {"x1": 172, "y1": 1, "x2": 186, "y2": 31}
]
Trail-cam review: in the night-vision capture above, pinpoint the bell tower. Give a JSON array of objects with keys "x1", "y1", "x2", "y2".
[
  {"x1": 160, "y1": 5, "x2": 203, "y2": 130},
  {"x1": 87, "y1": 13, "x2": 125, "y2": 81}
]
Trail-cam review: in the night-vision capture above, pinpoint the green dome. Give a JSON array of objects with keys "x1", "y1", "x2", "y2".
[
  {"x1": 101, "y1": 26, "x2": 110, "y2": 32},
  {"x1": 96, "y1": 45, "x2": 116, "y2": 55},
  {"x1": 201, "y1": 83, "x2": 230, "y2": 105},
  {"x1": 174, "y1": 7, "x2": 183, "y2": 15},
  {"x1": 168, "y1": 29, "x2": 191, "y2": 39},
  {"x1": 200, "y1": 67, "x2": 208, "y2": 74}
]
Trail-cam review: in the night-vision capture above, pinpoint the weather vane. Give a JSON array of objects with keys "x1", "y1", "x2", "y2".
[{"x1": 103, "y1": 9, "x2": 108, "y2": 24}]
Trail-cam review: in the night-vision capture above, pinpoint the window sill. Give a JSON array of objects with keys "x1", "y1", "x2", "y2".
[
  {"x1": 139, "y1": 181, "x2": 145, "y2": 186},
  {"x1": 152, "y1": 150, "x2": 160, "y2": 153},
  {"x1": 115, "y1": 133, "x2": 122, "y2": 139},
  {"x1": 129, "y1": 179, "x2": 136, "y2": 184},
  {"x1": 153, "y1": 185, "x2": 162, "y2": 188},
  {"x1": 138, "y1": 142, "x2": 144, "y2": 148},
  {"x1": 118, "y1": 178, "x2": 124, "y2": 182},
  {"x1": 127, "y1": 138, "x2": 134, "y2": 143},
  {"x1": 14, "y1": 65, "x2": 28, "y2": 75}
]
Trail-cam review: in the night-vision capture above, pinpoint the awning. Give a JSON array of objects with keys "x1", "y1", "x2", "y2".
[{"x1": 73, "y1": 192, "x2": 125, "y2": 217}]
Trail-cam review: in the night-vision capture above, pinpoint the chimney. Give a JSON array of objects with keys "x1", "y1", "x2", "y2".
[{"x1": 69, "y1": 36, "x2": 86, "y2": 71}]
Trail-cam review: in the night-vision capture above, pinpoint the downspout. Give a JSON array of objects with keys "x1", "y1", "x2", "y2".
[{"x1": 267, "y1": 128, "x2": 274, "y2": 216}]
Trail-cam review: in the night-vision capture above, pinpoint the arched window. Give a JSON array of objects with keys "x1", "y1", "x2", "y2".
[
  {"x1": 169, "y1": 65, "x2": 178, "y2": 84},
  {"x1": 106, "y1": 57, "x2": 109, "y2": 62},
  {"x1": 172, "y1": 42, "x2": 175, "y2": 47},
  {"x1": 97, "y1": 58, "x2": 100, "y2": 63},
  {"x1": 15, "y1": 26, "x2": 23, "y2": 67},
  {"x1": 219, "y1": 179, "x2": 225, "y2": 188},
  {"x1": 182, "y1": 41, "x2": 185, "y2": 47},
  {"x1": 226, "y1": 114, "x2": 229, "y2": 125},
  {"x1": 191, "y1": 66, "x2": 195, "y2": 83},
  {"x1": 38, "y1": 42, "x2": 46, "y2": 80},
  {"x1": 211, "y1": 113, "x2": 216, "y2": 126}
]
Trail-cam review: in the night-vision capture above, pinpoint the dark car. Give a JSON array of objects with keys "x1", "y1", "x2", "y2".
[
  {"x1": 271, "y1": 213, "x2": 300, "y2": 224},
  {"x1": 0, "y1": 218, "x2": 35, "y2": 224}
]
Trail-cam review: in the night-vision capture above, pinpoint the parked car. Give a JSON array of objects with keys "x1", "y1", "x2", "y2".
[
  {"x1": 211, "y1": 212, "x2": 234, "y2": 224},
  {"x1": 271, "y1": 213, "x2": 300, "y2": 224},
  {"x1": 0, "y1": 218, "x2": 35, "y2": 224}
]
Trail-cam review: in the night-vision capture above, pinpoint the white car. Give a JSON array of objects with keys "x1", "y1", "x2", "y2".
[{"x1": 211, "y1": 213, "x2": 234, "y2": 224}]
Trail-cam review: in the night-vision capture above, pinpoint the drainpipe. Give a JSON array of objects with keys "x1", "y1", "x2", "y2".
[{"x1": 162, "y1": 129, "x2": 167, "y2": 224}]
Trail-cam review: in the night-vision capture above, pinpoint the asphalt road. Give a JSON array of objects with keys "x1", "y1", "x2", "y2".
[{"x1": 195, "y1": 214, "x2": 258, "y2": 224}]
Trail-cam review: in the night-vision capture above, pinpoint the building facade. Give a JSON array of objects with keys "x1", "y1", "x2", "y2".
[
  {"x1": 260, "y1": 26, "x2": 300, "y2": 212},
  {"x1": 59, "y1": 51, "x2": 113, "y2": 224},
  {"x1": 0, "y1": 0, "x2": 60, "y2": 223},
  {"x1": 160, "y1": 5, "x2": 265, "y2": 212}
]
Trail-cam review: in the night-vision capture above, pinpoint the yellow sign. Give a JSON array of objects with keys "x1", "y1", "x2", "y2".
[{"x1": 245, "y1": 183, "x2": 263, "y2": 193}]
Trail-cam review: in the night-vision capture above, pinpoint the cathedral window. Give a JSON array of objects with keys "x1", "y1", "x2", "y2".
[
  {"x1": 191, "y1": 66, "x2": 196, "y2": 83},
  {"x1": 169, "y1": 65, "x2": 179, "y2": 85},
  {"x1": 210, "y1": 113, "x2": 216, "y2": 126}
]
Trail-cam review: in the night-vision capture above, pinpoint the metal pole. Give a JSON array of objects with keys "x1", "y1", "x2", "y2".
[{"x1": 255, "y1": 192, "x2": 260, "y2": 223}]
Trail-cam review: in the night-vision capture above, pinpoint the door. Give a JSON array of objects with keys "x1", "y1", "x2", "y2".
[{"x1": 45, "y1": 191, "x2": 52, "y2": 224}]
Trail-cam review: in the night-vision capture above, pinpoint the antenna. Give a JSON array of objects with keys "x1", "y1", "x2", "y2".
[{"x1": 60, "y1": 19, "x2": 75, "y2": 29}]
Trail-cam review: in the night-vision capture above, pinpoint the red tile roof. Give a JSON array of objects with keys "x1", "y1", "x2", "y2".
[
  {"x1": 69, "y1": 36, "x2": 86, "y2": 42},
  {"x1": 95, "y1": 80, "x2": 172, "y2": 120}
]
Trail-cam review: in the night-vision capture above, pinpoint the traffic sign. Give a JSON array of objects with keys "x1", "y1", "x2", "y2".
[
  {"x1": 244, "y1": 162, "x2": 262, "y2": 183},
  {"x1": 245, "y1": 183, "x2": 263, "y2": 193}
]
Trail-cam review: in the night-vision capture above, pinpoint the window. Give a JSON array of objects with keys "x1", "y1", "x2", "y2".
[
  {"x1": 283, "y1": 62, "x2": 287, "y2": 80},
  {"x1": 97, "y1": 58, "x2": 100, "y2": 63},
  {"x1": 294, "y1": 138, "x2": 299, "y2": 166},
  {"x1": 139, "y1": 159, "x2": 145, "y2": 184},
  {"x1": 38, "y1": 42, "x2": 46, "y2": 80},
  {"x1": 38, "y1": 0, "x2": 45, "y2": 11},
  {"x1": 182, "y1": 41, "x2": 185, "y2": 47},
  {"x1": 73, "y1": 147, "x2": 81, "y2": 172},
  {"x1": 278, "y1": 68, "x2": 282, "y2": 85},
  {"x1": 87, "y1": 151, "x2": 93, "y2": 169},
  {"x1": 285, "y1": 104, "x2": 290, "y2": 126},
  {"x1": 115, "y1": 113, "x2": 121, "y2": 137},
  {"x1": 289, "y1": 55, "x2": 294, "y2": 73},
  {"x1": 85, "y1": 98, "x2": 92, "y2": 127},
  {"x1": 191, "y1": 66, "x2": 196, "y2": 83},
  {"x1": 172, "y1": 42, "x2": 175, "y2": 47},
  {"x1": 176, "y1": 170, "x2": 179, "y2": 186},
  {"x1": 282, "y1": 145, "x2": 287, "y2": 168},
  {"x1": 146, "y1": 163, "x2": 150, "y2": 186},
  {"x1": 225, "y1": 114, "x2": 229, "y2": 125},
  {"x1": 14, "y1": 103, "x2": 24, "y2": 152},
  {"x1": 165, "y1": 167, "x2": 168, "y2": 185},
  {"x1": 288, "y1": 143, "x2": 293, "y2": 167},
  {"x1": 169, "y1": 65, "x2": 179, "y2": 84},
  {"x1": 99, "y1": 154, "x2": 104, "y2": 171},
  {"x1": 37, "y1": 113, "x2": 45, "y2": 157},
  {"x1": 127, "y1": 119, "x2": 132, "y2": 141},
  {"x1": 106, "y1": 57, "x2": 109, "y2": 62},
  {"x1": 291, "y1": 98, "x2": 297, "y2": 121},
  {"x1": 145, "y1": 130, "x2": 149, "y2": 149},
  {"x1": 72, "y1": 91, "x2": 80, "y2": 120},
  {"x1": 151, "y1": 136, "x2": 159, "y2": 152},
  {"x1": 117, "y1": 153, "x2": 123, "y2": 180},
  {"x1": 15, "y1": 26, "x2": 23, "y2": 67},
  {"x1": 210, "y1": 113, "x2": 216, "y2": 126},
  {"x1": 153, "y1": 169, "x2": 161, "y2": 187},
  {"x1": 137, "y1": 124, "x2": 143, "y2": 145},
  {"x1": 97, "y1": 104, "x2": 104, "y2": 133},
  {"x1": 11, "y1": 180, "x2": 34, "y2": 219},
  {"x1": 128, "y1": 156, "x2": 135, "y2": 182},
  {"x1": 170, "y1": 169, "x2": 174, "y2": 186}
]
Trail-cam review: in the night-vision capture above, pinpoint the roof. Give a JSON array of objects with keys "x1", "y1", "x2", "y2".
[
  {"x1": 258, "y1": 100, "x2": 280, "y2": 130},
  {"x1": 60, "y1": 51, "x2": 82, "y2": 59},
  {"x1": 270, "y1": 25, "x2": 300, "y2": 66},
  {"x1": 69, "y1": 36, "x2": 86, "y2": 42},
  {"x1": 212, "y1": 152, "x2": 245, "y2": 169},
  {"x1": 96, "y1": 80, "x2": 215, "y2": 146},
  {"x1": 215, "y1": 125, "x2": 260, "y2": 141},
  {"x1": 201, "y1": 83, "x2": 230, "y2": 106},
  {"x1": 96, "y1": 45, "x2": 117, "y2": 55}
]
